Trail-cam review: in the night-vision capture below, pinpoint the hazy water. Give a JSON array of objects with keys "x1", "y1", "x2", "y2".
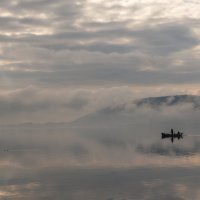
[{"x1": 0, "y1": 125, "x2": 200, "y2": 200}]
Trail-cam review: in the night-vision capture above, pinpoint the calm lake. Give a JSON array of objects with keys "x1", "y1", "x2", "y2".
[{"x1": 0, "y1": 117, "x2": 200, "y2": 200}]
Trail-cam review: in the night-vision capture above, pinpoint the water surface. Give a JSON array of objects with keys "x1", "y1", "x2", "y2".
[{"x1": 0, "y1": 123, "x2": 200, "y2": 200}]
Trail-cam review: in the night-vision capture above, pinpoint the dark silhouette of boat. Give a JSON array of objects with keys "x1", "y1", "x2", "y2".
[{"x1": 161, "y1": 129, "x2": 183, "y2": 143}]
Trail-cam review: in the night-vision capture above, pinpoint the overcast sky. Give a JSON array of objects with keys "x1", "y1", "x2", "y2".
[{"x1": 1, "y1": 0, "x2": 200, "y2": 124}]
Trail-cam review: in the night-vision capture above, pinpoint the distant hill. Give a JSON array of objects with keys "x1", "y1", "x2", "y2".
[
  {"x1": 69, "y1": 95, "x2": 200, "y2": 129},
  {"x1": 136, "y1": 95, "x2": 200, "y2": 107},
  {"x1": 2, "y1": 95, "x2": 199, "y2": 128},
  {"x1": 98, "y1": 95, "x2": 200, "y2": 114}
]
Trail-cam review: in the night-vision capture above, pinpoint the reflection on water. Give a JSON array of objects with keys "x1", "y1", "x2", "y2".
[{"x1": 0, "y1": 126, "x2": 200, "y2": 200}]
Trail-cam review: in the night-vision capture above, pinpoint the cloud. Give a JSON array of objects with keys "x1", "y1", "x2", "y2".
[
  {"x1": 1, "y1": 85, "x2": 200, "y2": 124},
  {"x1": 133, "y1": 24, "x2": 199, "y2": 55},
  {"x1": 0, "y1": 87, "x2": 92, "y2": 124},
  {"x1": 0, "y1": 0, "x2": 200, "y2": 123}
]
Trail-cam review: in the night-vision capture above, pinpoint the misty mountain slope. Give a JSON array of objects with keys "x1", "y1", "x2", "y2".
[
  {"x1": 136, "y1": 95, "x2": 200, "y2": 107},
  {"x1": 70, "y1": 95, "x2": 200, "y2": 131}
]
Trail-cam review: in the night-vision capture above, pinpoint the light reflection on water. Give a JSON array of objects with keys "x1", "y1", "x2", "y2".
[{"x1": 0, "y1": 127, "x2": 200, "y2": 199}]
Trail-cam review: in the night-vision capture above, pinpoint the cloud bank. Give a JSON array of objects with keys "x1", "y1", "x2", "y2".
[{"x1": 1, "y1": 0, "x2": 200, "y2": 123}]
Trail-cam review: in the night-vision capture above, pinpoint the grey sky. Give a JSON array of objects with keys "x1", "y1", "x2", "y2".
[{"x1": 1, "y1": 0, "x2": 200, "y2": 123}]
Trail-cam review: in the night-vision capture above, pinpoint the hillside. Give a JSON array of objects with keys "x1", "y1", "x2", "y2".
[{"x1": 69, "y1": 95, "x2": 199, "y2": 130}]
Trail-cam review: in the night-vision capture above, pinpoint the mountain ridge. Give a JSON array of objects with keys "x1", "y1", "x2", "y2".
[
  {"x1": 69, "y1": 94, "x2": 200, "y2": 128},
  {"x1": 136, "y1": 94, "x2": 200, "y2": 107},
  {"x1": 1, "y1": 94, "x2": 199, "y2": 127}
]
